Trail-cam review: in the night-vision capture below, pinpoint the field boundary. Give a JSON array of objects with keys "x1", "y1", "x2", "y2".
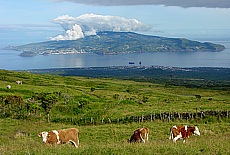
[{"x1": 50, "y1": 110, "x2": 229, "y2": 125}]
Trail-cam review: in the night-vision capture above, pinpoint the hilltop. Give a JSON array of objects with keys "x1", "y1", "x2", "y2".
[{"x1": 5, "y1": 31, "x2": 225, "y2": 56}]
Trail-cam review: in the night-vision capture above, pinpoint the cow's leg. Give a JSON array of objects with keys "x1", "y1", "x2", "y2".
[
  {"x1": 173, "y1": 135, "x2": 181, "y2": 143},
  {"x1": 169, "y1": 129, "x2": 171, "y2": 140},
  {"x1": 139, "y1": 133, "x2": 145, "y2": 143},
  {"x1": 146, "y1": 133, "x2": 149, "y2": 141},
  {"x1": 169, "y1": 128, "x2": 176, "y2": 140},
  {"x1": 183, "y1": 137, "x2": 187, "y2": 143},
  {"x1": 171, "y1": 133, "x2": 174, "y2": 140},
  {"x1": 69, "y1": 140, "x2": 78, "y2": 148},
  {"x1": 169, "y1": 131, "x2": 173, "y2": 140}
]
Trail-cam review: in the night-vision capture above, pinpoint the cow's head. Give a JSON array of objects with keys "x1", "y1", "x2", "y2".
[
  {"x1": 194, "y1": 126, "x2": 200, "y2": 136},
  {"x1": 38, "y1": 131, "x2": 49, "y2": 143}
]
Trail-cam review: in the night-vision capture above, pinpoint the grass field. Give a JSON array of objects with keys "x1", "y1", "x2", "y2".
[
  {"x1": 0, "y1": 69, "x2": 229, "y2": 154},
  {"x1": 0, "y1": 119, "x2": 229, "y2": 155}
]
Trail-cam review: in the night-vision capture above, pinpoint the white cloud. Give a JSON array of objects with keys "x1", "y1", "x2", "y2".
[
  {"x1": 51, "y1": 24, "x2": 84, "y2": 40},
  {"x1": 50, "y1": 0, "x2": 230, "y2": 8},
  {"x1": 0, "y1": 24, "x2": 58, "y2": 31},
  {"x1": 51, "y1": 14, "x2": 150, "y2": 40}
]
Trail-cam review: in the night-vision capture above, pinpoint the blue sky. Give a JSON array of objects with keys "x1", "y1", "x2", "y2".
[{"x1": 0, "y1": 0, "x2": 230, "y2": 46}]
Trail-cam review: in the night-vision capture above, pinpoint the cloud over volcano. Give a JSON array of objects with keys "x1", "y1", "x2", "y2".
[{"x1": 51, "y1": 14, "x2": 150, "y2": 41}]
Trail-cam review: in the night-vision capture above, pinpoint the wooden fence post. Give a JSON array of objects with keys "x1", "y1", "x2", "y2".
[
  {"x1": 168, "y1": 112, "x2": 170, "y2": 122},
  {"x1": 196, "y1": 108, "x2": 198, "y2": 119}
]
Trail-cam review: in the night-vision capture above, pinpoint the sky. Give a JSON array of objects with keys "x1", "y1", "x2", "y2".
[{"x1": 0, "y1": 0, "x2": 230, "y2": 46}]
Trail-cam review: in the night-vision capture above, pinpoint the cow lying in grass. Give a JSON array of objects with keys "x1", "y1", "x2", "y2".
[
  {"x1": 169, "y1": 125, "x2": 200, "y2": 143},
  {"x1": 129, "y1": 127, "x2": 150, "y2": 143},
  {"x1": 38, "y1": 128, "x2": 79, "y2": 148}
]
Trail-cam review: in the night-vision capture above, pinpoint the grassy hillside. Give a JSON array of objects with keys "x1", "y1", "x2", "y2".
[
  {"x1": 0, "y1": 69, "x2": 229, "y2": 154},
  {"x1": 1, "y1": 69, "x2": 229, "y2": 122}
]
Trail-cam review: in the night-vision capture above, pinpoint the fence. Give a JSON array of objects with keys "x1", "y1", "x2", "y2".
[{"x1": 50, "y1": 110, "x2": 229, "y2": 125}]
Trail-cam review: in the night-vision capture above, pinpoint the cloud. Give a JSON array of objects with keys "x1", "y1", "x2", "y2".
[
  {"x1": 50, "y1": 0, "x2": 230, "y2": 8},
  {"x1": 0, "y1": 24, "x2": 58, "y2": 31},
  {"x1": 51, "y1": 14, "x2": 150, "y2": 40},
  {"x1": 51, "y1": 24, "x2": 84, "y2": 40}
]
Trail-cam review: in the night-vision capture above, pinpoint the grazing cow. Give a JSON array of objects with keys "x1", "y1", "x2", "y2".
[
  {"x1": 129, "y1": 127, "x2": 150, "y2": 143},
  {"x1": 38, "y1": 128, "x2": 79, "y2": 148},
  {"x1": 6, "y1": 85, "x2": 11, "y2": 89},
  {"x1": 16, "y1": 80, "x2": 22, "y2": 84},
  {"x1": 169, "y1": 125, "x2": 200, "y2": 143}
]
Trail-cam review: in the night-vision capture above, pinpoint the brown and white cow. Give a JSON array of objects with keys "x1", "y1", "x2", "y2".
[
  {"x1": 129, "y1": 127, "x2": 150, "y2": 143},
  {"x1": 169, "y1": 125, "x2": 200, "y2": 143},
  {"x1": 38, "y1": 128, "x2": 79, "y2": 148}
]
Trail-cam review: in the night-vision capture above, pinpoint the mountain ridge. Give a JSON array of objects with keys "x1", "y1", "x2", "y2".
[{"x1": 5, "y1": 31, "x2": 225, "y2": 56}]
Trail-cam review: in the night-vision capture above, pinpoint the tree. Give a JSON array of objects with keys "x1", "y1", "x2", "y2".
[{"x1": 35, "y1": 93, "x2": 58, "y2": 115}]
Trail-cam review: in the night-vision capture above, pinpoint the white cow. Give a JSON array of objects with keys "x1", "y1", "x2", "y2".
[{"x1": 16, "y1": 80, "x2": 22, "y2": 84}]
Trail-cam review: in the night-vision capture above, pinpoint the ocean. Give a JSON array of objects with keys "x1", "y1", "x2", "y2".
[{"x1": 0, "y1": 41, "x2": 230, "y2": 70}]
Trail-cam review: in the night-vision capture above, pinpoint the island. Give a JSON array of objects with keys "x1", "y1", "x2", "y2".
[{"x1": 5, "y1": 31, "x2": 225, "y2": 57}]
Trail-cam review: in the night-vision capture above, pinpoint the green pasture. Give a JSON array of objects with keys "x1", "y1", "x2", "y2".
[
  {"x1": 0, "y1": 119, "x2": 229, "y2": 155},
  {"x1": 0, "y1": 69, "x2": 229, "y2": 154},
  {"x1": 0, "y1": 70, "x2": 229, "y2": 120}
]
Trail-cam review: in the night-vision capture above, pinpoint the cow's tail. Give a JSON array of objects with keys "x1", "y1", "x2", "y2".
[
  {"x1": 146, "y1": 132, "x2": 149, "y2": 141},
  {"x1": 77, "y1": 131, "x2": 80, "y2": 145}
]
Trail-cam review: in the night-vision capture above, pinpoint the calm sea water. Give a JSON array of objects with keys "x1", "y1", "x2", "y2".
[{"x1": 0, "y1": 41, "x2": 230, "y2": 70}]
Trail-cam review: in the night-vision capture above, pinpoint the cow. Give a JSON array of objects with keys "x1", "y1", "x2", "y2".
[
  {"x1": 169, "y1": 125, "x2": 200, "y2": 143},
  {"x1": 38, "y1": 128, "x2": 79, "y2": 148},
  {"x1": 16, "y1": 80, "x2": 22, "y2": 84},
  {"x1": 6, "y1": 85, "x2": 11, "y2": 89},
  {"x1": 129, "y1": 127, "x2": 150, "y2": 143}
]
